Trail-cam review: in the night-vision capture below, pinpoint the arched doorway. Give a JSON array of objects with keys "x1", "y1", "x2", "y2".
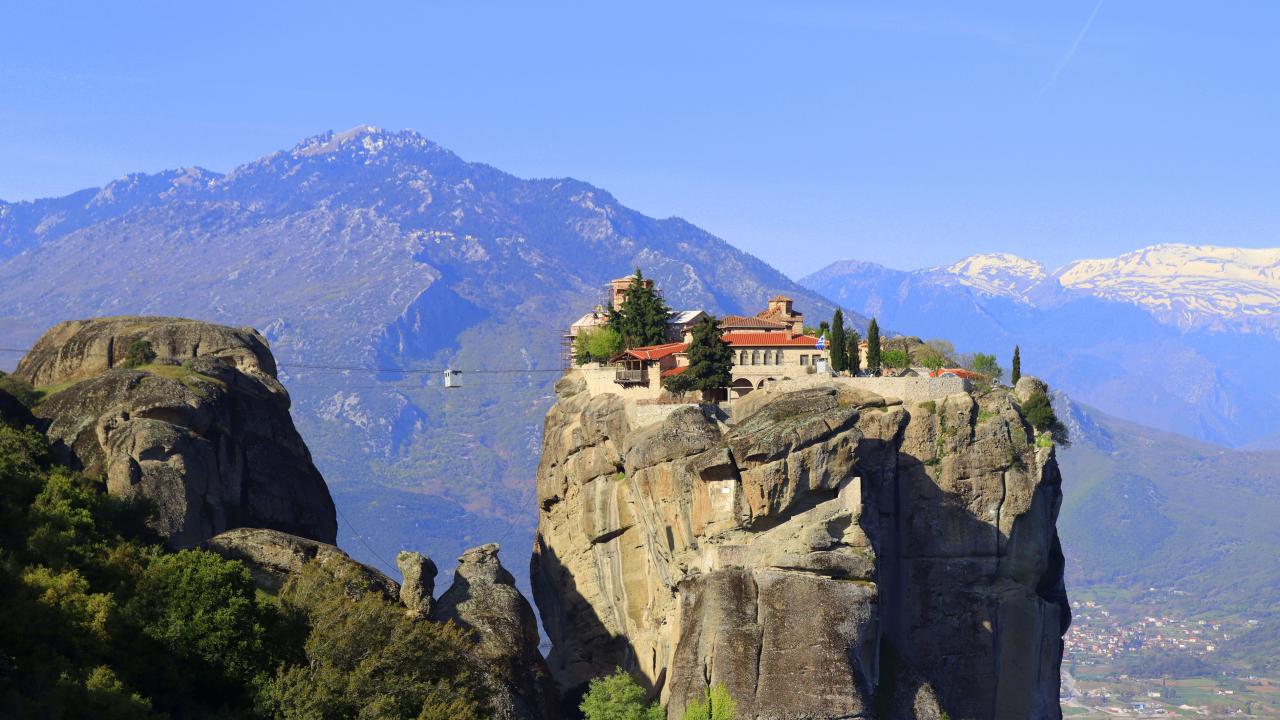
[{"x1": 730, "y1": 378, "x2": 755, "y2": 399}]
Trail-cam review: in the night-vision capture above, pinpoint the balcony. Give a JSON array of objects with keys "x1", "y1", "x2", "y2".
[{"x1": 614, "y1": 368, "x2": 647, "y2": 385}]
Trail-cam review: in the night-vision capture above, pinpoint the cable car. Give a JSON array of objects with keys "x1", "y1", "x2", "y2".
[{"x1": 443, "y1": 369, "x2": 461, "y2": 388}]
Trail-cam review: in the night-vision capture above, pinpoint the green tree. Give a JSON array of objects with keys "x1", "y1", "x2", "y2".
[
  {"x1": 965, "y1": 352, "x2": 1003, "y2": 383},
  {"x1": 684, "y1": 683, "x2": 737, "y2": 720},
  {"x1": 1011, "y1": 345, "x2": 1022, "y2": 386},
  {"x1": 881, "y1": 349, "x2": 910, "y2": 369},
  {"x1": 608, "y1": 270, "x2": 671, "y2": 348},
  {"x1": 918, "y1": 347, "x2": 945, "y2": 373},
  {"x1": 122, "y1": 340, "x2": 156, "y2": 369},
  {"x1": 846, "y1": 331, "x2": 861, "y2": 376},
  {"x1": 1020, "y1": 389, "x2": 1070, "y2": 446},
  {"x1": 0, "y1": 371, "x2": 41, "y2": 408},
  {"x1": 865, "y1": 318, "x2": 882, "y2": 376},
  {"x1": 663, "y1": 316, "x2": 733, "y2": 399},
  {"x1": 580, "y1": 668, "x2": 664, "y2": 720},
  {"x1": 575, "y1": 326, "x2": 624, "y2": 365},
  {"x1": 829, "y1": 310, "x2": 848, "y2": 374}
]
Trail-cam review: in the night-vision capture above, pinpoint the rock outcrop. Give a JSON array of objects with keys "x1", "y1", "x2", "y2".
[
  {"x1": 15, "y1": 317, "x2": 336, "y2": 548},
  {"x1": 532, "y1": 373, "x2": 1068, "y2": 719},
  {"x1": 433, "y1": 544, "x2": 560, "y2": 720},
  {"x1": 397, "y1": 550, "x2": 438, "y2": 617},
  {"x1": 204, "y1": 527, "x2": 398, "y2": 598}
]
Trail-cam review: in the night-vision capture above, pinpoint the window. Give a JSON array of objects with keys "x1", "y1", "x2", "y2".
[
  {"x1": 739, "y1": 350, "x2": 748, "y2": 365},
  {"x1": 775, "y1": 349, "x2": 784, "y2": 364},
  {"x1": 751, "y1": 350, "x2": 759, "y2": 365},
  {"x1": 763, "y1": 350, "x2": 772, "y2": 365},
  {"x1": 800, "y1": 354, "x2": 808, "y2": 366}
]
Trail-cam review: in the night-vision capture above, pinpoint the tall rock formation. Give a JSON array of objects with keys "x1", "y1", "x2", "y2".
[
  {"x1": 14, "y1": 316, "x2": 337, "y2": 547},
  {"x1": 532, "y1": 374, "x2": 1068, "y2": 719}
]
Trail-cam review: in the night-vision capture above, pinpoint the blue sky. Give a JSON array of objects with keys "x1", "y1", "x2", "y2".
[{"x1": 2, "y1": 1, "x2": 1277, "y2": 275}]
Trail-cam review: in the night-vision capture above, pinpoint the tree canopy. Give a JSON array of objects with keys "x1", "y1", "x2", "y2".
[
  {"x1": 663, "y1": 315, "x2": 733, "y2": 398},
  {"x1": 608, "y1": 269, "x2": 671, "y2": 348},
  {"x1": 865, "y1": 318, "x2": 882, "y2": 376},
  {"x1": 829, "y1": 310, "x2": 848, "y2": 374},
  {"x1": 574, "y1": 326, "x2": 624, "y2": 365},
  {"x1": 579, "y1": 669, "x2": 664, "y2": 720},
  {"x1": 1011, "y1": 345, "x2": 1022, "y2": 386}
]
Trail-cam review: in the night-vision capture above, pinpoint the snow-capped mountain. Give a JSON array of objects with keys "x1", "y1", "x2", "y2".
[
  {"x1": 939, "y1": 252, "x2": 1047, "y2": 299},
  {"x1": 802, "y1": 245, "x2": 1280, "y2": 448},
  {"x1": 1056, "y1": 244, "x2": 1280, "y2": 333}
]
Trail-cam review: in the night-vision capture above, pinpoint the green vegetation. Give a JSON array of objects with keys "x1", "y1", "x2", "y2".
[
  {"x1": 881, "y1": 349, "x2": 909, "y2": 370},
  {"x1": 1021, "y1": 388, "x2": 1070, "y2": 446},
  {"x1": 579, "y1": 668, "x2": 664, "y2": 720},
  {"x1": 1010, "y1": 345, "x2": 1021, "y2": 386},
  {"x1": 683, "y1": 683, "x2": 737, "y2": 720},
  {"x1": 575, "y1": 326, "x2": 624, "y2": 365},
  {"x1": 663, "y1": 315, "x2": 734, "y2": 398},
  {"x1": 845, "y1": 330, "x2": 861, "y2": 376},
  {"x1": 829, "y1": 309, "x2": 848, "y2": 374},
  {"x1": 0, "y1": 416, "x2": 491, "y2": 719},
  {"x1": 0, "y1": 371, "x2": 41, "y2": 408},
  {"x1": 123, "y1": 340, "x2": 156, "y2": 369},
  {"x1": 865, "y1": 317, "x2": 882, "y2": 376},
  {"x1": 609, "y1": 269, "x2": 672, "y2": 349},
  {"x1": 964, "y1": 352, "x2": 1002, "y2": 383}
]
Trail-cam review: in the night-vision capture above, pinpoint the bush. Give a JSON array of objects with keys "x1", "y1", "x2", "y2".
[
  {"x1": 0, "y1": 371, "x2": 41, "y2": 407},
  {"x1": 580, "y1": 668, "x2": 663, "y2": 720},
  {"x1": 964, "y1": 352, "x2": 1003, "y2": 383},
  {"x1": 123, "y1": 340, "x2": 156, "y2": 369},
  {"x1": 1020, "y1": 390, "x2": 1070, "y2": 447}
]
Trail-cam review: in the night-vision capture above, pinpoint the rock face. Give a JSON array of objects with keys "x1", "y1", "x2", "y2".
[
  {"x1": 204, "y1": 527, "x2": 398, "y2": 598},
  {"x1": 532, "y1": 374, "x2": 1068, "y2": 719},
  {"x1": 432, "y1": 544, "x2": 560, "y2": 720},
  {"x1": 15, "y1": 317, "x2": 336, "y2": 548},
  {"x1": 397, "y1": 550, "x2": 438, "y2": 616}
]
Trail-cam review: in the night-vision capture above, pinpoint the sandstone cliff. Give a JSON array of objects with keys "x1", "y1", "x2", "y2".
[
  {"x1": 14, "y1": 316, "x2": 337, "y2": 547},
  {"x1": 532, "y1": 374, "x2": 1068, "y2": 719}
]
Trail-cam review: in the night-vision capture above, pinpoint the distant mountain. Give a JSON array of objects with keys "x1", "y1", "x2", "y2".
[
  {"x1": 802, "y1": 249, "x2": 1280, "y2": 447},
  {"x1": 0, "y1": 125, "x2": 846, "y2": 579},
  {"x1": 1053, "y1": 392, "x2": 1280, "y2": 663}
]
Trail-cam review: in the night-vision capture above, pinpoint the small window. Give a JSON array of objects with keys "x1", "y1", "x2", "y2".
[
  {"x1": 800, "y1": 354, "x2": 808, "y2": 366},
  {"x1": 751, "y1": 350, "x2": 760, "y2": 365},
  {"x1": 739, "y1": 350, "x2": 748, "y2": 365},
  {"x1": 775, "y1": 349, "x2": 784, "y2": 364}
]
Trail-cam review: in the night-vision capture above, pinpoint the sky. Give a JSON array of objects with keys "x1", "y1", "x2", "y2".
[{"x1": 1, "y1": 1, "x2": 1278, "y2": 276}]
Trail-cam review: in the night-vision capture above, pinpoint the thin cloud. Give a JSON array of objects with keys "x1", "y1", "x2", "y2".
[{"x1": 1040, "y1": 0, "x2": 1105, "y2": 96}]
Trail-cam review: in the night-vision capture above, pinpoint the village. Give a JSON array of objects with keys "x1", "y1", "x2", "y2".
[{"x1": 564, "y1": 273, "x2": 983, "y2": 418}]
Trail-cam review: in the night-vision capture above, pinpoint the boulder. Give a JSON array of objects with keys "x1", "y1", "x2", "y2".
[
  {"x1": 204, "y1": 527, "x2": 397, "y2": 598},
  {"x1": 397, "y1": 550, "x2": 437, "y2": 616},
  {"x1": 17, "y1": 318, "x2": 336, "y2": 548}
]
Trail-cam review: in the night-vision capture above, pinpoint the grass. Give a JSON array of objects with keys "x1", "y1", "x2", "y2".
[
  {"x1": 977, "y1": 409, "x2": 997, "y2": 424},
  {"x1": 134, "y1": 363, "x2": 227, "y2": 395},
  {"x1": 1035, "y1": 432, "x2": 1054, "y2": 448}
]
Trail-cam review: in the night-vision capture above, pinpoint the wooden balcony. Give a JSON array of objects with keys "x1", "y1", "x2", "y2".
[{"x1": 614, "y1": 368, "x2": 648, "y2": 385}]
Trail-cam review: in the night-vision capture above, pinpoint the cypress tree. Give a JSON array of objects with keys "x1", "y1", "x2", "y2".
[
  {"x1": 608, "y1": 269, "x2": 671, "y2": 348},
  {"x1": 865, "y1": 317, "x2": 882, "y2": 376},
  {"x1": 846, "y1": 330, "x2": 861, "y2": 376},
  {"x1": 663, "y1": 315, "x2": 734, "y2": 400},
  {"x1": 1011, "y1": 345, "x2": 1022, "y2": 386},
  {"x1": 829, "y1": 310, "x2": 847, "y2": 373}
]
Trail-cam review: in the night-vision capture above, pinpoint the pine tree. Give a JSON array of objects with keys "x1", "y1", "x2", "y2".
[
  {"x1": 865, "y1": 317, "x2": 882, "y2": 376},
  {"x1": 829, "y1": 310, "x2": 847, "y2": 373},
  {"x1": 846, "y1": 330, "x2": 861, "y2": 376},
  {"x1": 663, "y1": 316, "x2": 734, "y2": 399},
  {"x1": 1011, "y1": 345, "x2": 1022, "y2": 386},
  {"x1": 608, "y1": 269, "x2": 672, "y2": 348}
]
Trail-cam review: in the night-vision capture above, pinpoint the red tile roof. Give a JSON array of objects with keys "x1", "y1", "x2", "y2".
[
  {"x1": 661, "y1": 366, "x2": 688, "y2": 378},
  {"x1": 723, "y1": 332, "x2": 821, "y2": 347},
  {"x1": 619, "y1": 342, "x2": 688, "y2": 361},
  {"x1": 931, "y1": 368, "x2": 983, "y2": 380},
  {"x1": 720, "y1": 314, "x2": 789, "y2": 330}
]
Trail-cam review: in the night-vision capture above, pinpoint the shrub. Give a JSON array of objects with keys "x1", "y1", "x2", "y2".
[
  {"x1": 122, "y1": 340, "x2": 156, "y2": 369},
  {"x1": 580, "y1": 668, "x2": 664, "y2": 720},
  {"x1": 0, "y1": 371, "x2": 42, "y2": 407},
  {"x1": 881, "y1": 349, "x2": 910, "y2": 369},
  {"x1": 1020, "y1": 390, "x2": 1070, "y2": 447}
]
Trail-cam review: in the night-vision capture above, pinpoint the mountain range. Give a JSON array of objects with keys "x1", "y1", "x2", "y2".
[
  {"x1": 0, "y1": 125, "x2": 842, "y2": 581},
  {"x1": 803, "y1": 247, "x2": 1280, "y2": 448},
  {"x1": 2, "y1": 127, "x2": 1278, "y2": 667}
]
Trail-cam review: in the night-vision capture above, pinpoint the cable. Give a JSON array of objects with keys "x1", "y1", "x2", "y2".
[{"x1": 333, "y1": 500, "x2": 400, "y2": 579}]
